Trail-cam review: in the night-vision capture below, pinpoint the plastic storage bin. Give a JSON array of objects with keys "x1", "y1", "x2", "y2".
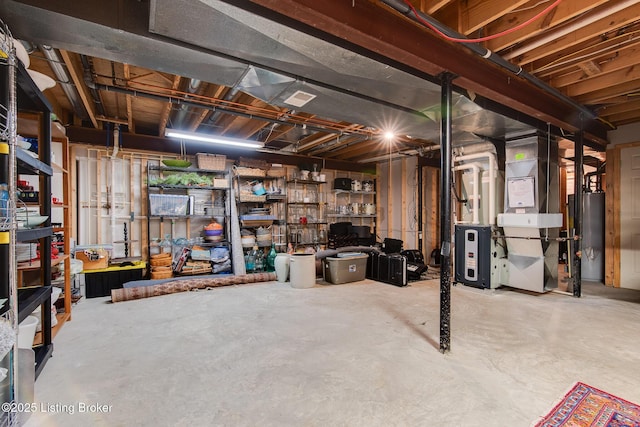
[
  {"x1": 323, "y1": 253, "x2": 368, "y2": 284},
  {"x1": 149, "y1": 194, "x2": 190, "y2": 216},
  {"x1": 84, "y1": 262, "x2": 146, "y2": 298}
]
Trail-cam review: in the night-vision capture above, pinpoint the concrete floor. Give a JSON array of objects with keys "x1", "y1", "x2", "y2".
[{"x1": 23, "y1": 278, "x2": 640, "y2": 427}]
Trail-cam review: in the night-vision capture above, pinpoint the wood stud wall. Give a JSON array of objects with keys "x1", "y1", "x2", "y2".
[{"x1": 605, "y1": 144, "x2": 621, "y2": 288}]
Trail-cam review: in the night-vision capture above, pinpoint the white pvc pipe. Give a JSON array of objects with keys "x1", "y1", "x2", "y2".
[
  {"x1": 110, "y1": 126, "x2": 119, "y2": 249},
  {"x1": 454, "y1": 152, "x2": 498, "y2": 226},
  {"x1": 453, "y1": 162, "x2": 481, "y2": 225}
]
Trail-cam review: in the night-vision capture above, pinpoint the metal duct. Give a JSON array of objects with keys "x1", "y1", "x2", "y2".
[
  {"x1": 39, "y1": 45, "x2": 89, "y2": 120},
  {"x1": 87, "y1": 80, "x2": 347, "y2": 136},
  {"x1": 171, "y1": 78, "x2": 201, "y2": 128},
  {"x1": 2, "y1": 0, "x2": 537, "y2": 145},
  {"x1": 80, "y1": 54, "x2": 106, "y2": 118}
]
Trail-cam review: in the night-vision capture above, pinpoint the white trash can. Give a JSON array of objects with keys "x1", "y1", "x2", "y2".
[{"x1": 289, "y1": 254, "x2": 316, "y2": 289}]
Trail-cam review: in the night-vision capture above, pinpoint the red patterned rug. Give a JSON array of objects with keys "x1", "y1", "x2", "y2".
[{"x1": 534, "y1": 382, "x2": 640, "y2": 427}]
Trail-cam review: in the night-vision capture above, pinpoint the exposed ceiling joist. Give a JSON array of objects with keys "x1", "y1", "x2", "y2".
[
  {"x1": 59, "y1": 49, "x2": 99, "y2": 128},
  {"x1": 5, "y1": 0, "x2": 629, "y2": 160},
  {"x1": 566, "y1": 65, "x2": 640, "y2": 97},
  {"x1": 549, "y1": 43, "x2": 640, "y2": 88},
  {"x1": 459, "y1": 0, "x2": 529, "y2": 36},
  {"x1": 576, "y1": 77, "x2": 640, "y2": 104},
  {"x1": 508, "y1": 2, "x2": 640, "y2": 65},
  {"x1": 487, "y1": 0, "x2": 611, "y2": 53},
  {"x1": 123, "y1": 63, "x2": 135, "y2": 133}
]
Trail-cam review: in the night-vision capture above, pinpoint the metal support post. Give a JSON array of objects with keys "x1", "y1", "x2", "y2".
[
  {"x1": 573, "y1": 130, "x2": 583, "y2": 297},
  {"x1": 439, "y1": 72, "x2": 454, "y2": 352}
]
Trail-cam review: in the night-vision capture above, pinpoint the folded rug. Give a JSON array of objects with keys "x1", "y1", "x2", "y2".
[{"x1": 534, "y1": 382, "x2": 640, "y2": 427}]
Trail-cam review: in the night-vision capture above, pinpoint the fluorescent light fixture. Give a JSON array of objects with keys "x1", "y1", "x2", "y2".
[{"x1": 165, "y1": 129, "x2": 264, "y2": 149}]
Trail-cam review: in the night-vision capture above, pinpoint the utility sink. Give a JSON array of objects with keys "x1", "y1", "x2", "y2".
[{"x1": 497, "y1": 213, "x2": 562, "y2": 228}]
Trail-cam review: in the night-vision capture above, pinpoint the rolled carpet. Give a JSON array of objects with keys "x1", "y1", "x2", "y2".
[{"x1": 111, "y1": 272, "x2": 276, "y2": 303}]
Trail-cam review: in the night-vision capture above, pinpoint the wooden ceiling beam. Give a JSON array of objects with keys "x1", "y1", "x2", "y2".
[
  {"x1": 299, "y1": 124, "x2": 365, "y2": 154},
  {"x1": 236, "y1": 119, "x2": 273, "y2": 139},
  {"x1": 58, "y1": 50, "x2": 99, "y2": 129},
  {"x1": 424, "y1": 0, "x2": 454, "y2": 15},
  {"x1": 532, "y1": 32, "x2": 640, "y2": 77},
  {"x1": 609, "y1": 116, "x2": 640, "y2": 127},
  {"x1": 602, "y1": 108, "x2": 640, "y2": 124},
  {"x1": 123, "y1": 64, "x2": 135, "y2": 133},
  {"x1": 214, "y1": 94, "x2": 274, "y2": 136},
  {"x1": 507, "y1": 2, "x2": 640, "y2": 66},
  {"x1": 158, "y1": 75, "x2": 181, "y2": 137},
  {"x1": 567, "y1": 65, "x2": 640, "y2": 97},
  {"x1": 576, "y1": 77, "x2": 640, "y2": 104},
  {"x1": 488, "y1": 0, "x2": 610, "y2": 53},
  {"x1": 548, "y1": 42, "x2": 640, "y2": 88},
  {"x1": 325, "y1": 138, "x2": 387, "y2": 159},
  {"x1": 264, "y1": 112, "x2": 317, "y2": 144},
  {"x1": 597, "y1": 98, "x2": 640, "y2": 117},
  {"x1": 190, "y1": 84, "x2": 226, "y2": 132},
  {"x1": 459, "y1": 0, "x2": 529, "y2": 36},
  {"x1": 307, "y1": 131, "x2": 368, "y2": 156}
]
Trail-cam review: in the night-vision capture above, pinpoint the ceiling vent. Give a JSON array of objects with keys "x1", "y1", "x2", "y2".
[{"x1": 284, "y1": 90, "x2": 317, "y2": 107}]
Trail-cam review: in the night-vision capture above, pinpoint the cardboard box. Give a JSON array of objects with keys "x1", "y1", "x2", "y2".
[{"x1": 75, "y1": 248, "x2": 109, "y2": 271}]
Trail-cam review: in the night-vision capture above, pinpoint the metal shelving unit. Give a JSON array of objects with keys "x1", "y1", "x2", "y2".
[
  {"x1": 1, "y1": 22, "x2": 57, "y2": 424},
  {"x1": 146, "y1": 162, "x2": 232, "y2": 277},
  {"x1": 234, "y1": 172, "x2": 287, "y2": 254},
  {"x1": 286, "y1": 179, "x2": 327, "y2": 249}
]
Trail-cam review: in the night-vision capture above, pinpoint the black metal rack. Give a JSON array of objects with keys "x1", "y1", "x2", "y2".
[{"x1": 1, "y1": 48, "x2": 55, "y2": 383}]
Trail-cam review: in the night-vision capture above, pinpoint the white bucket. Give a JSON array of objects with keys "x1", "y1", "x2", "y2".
[
  {"x1": 18, "y1": 316, "x2": 38, "y2": 349},
  {"x1": 289, "y1": 254, "x2": 316, "y2": 288}
]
